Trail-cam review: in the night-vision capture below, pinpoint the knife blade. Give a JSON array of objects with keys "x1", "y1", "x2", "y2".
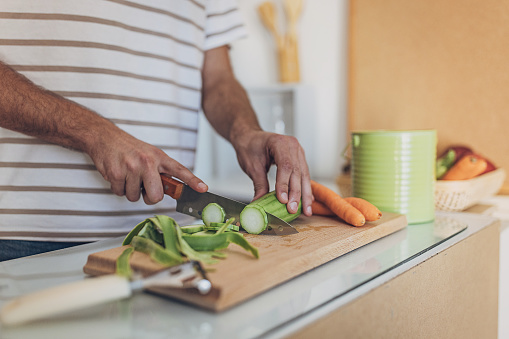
[{"x1": 160, "y1": 175, "x2": 298, "y2": 235}]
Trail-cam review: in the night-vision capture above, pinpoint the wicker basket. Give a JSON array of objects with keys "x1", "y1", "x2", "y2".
[
  {"x1": 336, "y1": 168, "x2": 506, "y2": 212},
  {"x1": 434, "y1": 168, "x2": 506, "y2": 211}
]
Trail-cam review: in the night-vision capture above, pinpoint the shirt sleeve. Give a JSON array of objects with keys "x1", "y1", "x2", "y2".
[{"x1": 204, "y1": 0, "x2": 248, "y2": 50}]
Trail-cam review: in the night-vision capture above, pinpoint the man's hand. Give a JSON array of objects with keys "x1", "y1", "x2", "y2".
[
  {"x1": 234, "y1": 130, "x2": 313, "y2": 216},
  {"x1": 87, "y1": 129, "x2": 208, "y2": 205}
]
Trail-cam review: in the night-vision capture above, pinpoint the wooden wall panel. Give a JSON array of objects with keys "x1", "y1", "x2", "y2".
[{"x1": 348, "y1": 0, "x2": 509, "y2": 192}]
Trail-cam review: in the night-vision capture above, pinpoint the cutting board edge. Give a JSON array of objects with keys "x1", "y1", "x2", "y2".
[{"x1": 210, "y1": 213, "x2": 408, "y2": 311}]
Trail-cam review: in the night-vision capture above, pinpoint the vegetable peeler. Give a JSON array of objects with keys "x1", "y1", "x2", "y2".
[{"x1": 0, "y1": 261, "x2": 211, "y2": 326}]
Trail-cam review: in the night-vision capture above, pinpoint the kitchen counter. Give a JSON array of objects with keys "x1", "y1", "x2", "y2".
[{"x1": 0, "y1": 210, "x2": 499, "y2": 338}]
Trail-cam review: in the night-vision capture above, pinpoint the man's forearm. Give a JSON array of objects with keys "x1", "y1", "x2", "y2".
[
  {"x1": 200, "y1": 46, "x2": 263, "y2": 149},
  {"x1": 201, "y1": 73, "x2": 262, "y2": 147},
  {"x1": 0, "y1": 61, "x2": 118, "y2": 153}
]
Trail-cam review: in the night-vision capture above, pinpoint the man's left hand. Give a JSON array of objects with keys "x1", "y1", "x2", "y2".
[{"x1": 234, "y1": 130, "x2": 312, "y2": 216}]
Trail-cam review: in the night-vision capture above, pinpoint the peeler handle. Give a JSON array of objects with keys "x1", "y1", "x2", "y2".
[{"x1": 0, "y1": 275, "x2": 132, "y2": 327}]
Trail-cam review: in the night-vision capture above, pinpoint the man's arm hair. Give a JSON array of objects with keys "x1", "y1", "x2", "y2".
[{"x1": 0, "y1": 60, "x2": 118, "y2": 153}]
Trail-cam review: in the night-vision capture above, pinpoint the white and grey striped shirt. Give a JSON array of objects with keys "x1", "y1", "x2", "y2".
[{"x1": 0, "y1": 0, "x2": 246, "y2": 241}]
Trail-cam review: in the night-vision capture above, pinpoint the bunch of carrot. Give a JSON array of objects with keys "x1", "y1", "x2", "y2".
[{"x1": 310, "y1": 180, "x2": 382, "y2": 227}]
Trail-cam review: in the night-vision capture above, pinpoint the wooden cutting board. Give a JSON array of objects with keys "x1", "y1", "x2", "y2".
[{"x1": 83, "y1": 213, "x2": 407, "y2": 312}]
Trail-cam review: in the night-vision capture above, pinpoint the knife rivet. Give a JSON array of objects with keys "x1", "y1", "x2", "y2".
[{"x1": 278, "y1": 226, "x2": 284, "y2": 232}]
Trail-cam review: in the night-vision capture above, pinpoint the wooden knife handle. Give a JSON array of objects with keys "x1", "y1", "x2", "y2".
[{"x1": 160, "y1": 175, "x2": 184, "y2": 200}]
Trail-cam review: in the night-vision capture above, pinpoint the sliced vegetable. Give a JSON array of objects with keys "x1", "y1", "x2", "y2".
[
  {"x1": 120, "y1": 215, "x2": 260, "y2": 268},
  {"x1": 180, "y1": 225, "x2": 205, "y2": 234},
  {"x1": 310, "y1": 180, "x2": 365, "y2": 227},
  {"x1": 116, "y1": 247, "x2": 134, "y2": 277},
  {"x1": 441, "y1": 154, "x2": 488, "y2": 180},
  {"x1": 182, "y1": 218, "x2": 258, "y2": 258},
  {"x1": 182, "y1": 233, "x2": 231, "y2": 251},
  {"x1": 192, "y1": 230, "x2": 217, "y2": 236},
  {"x1": 151, "y1": 215, "x2": 181, "y2": 258},
  {"x1": 182, "y1": 232, "x2": 259, "y2": 258},
  {"x1": 344, "y1": 197, "x2": 382, "y2": 221},
  {"x1": 240, "y1": 191, "x2": 301, "y2": 234},
  {"x1": 122, "y1": 218, "x2": 151, "y2": 246},
  {"x1": 205, "y1": 223, "x2": 240, "y2": 232},
  {"x1": 137, "y1": 220, "x2": 164, "y2": 246},
  {"x1": 130, "y1": 236, "x2": 182, "y2": 266},
  {"x1": 174, "y1": 225, "x2": 220, "y2": 265},
  {"x1": 215, "y1": 217, "x2": 235, "y2": 235},
  {"x1": 202, "y1": 203, "x2": 226, "y2": 226},
  {"x1": 240, "y1": 204, "x2": 268, "y2": 234}
]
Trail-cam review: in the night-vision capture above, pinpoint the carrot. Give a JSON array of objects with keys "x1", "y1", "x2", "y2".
[
  {"x1": 313, "y1": 196, "x2": 382, "y2": 221},
  {"x1": 441, "y1": 154, "x2": 487, "y2": 180},
  {"x1": 311, "y1": 200, "x2": 334, "y2": 216},
  {"x1": 310, "y1": 180, "x2": 365, "y2": 226},
  {"x1": 344, "y1": 197, "x2": 382, "y2": 221}
]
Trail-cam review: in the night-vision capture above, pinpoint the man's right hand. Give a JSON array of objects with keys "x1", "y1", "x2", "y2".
[{"x1": 87, "y1": 129, "x2": 208, "y2": 205}]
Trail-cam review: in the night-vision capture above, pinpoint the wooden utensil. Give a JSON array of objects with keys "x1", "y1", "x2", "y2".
[
  {"x1": 283, "y1": 0, "x2": 303, "y2": 42},
  {"x1": 258, "y1": 1, "x2": 284, "y2": 49},
  {"x1": 281, "y1": 0, "x2": 302, "y2": 82}
]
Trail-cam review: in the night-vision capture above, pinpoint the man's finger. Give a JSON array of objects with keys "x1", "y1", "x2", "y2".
[
  {"x1": 125, "y1": 174, "x2": 142, "y2": 202},
  {"x1": 250, "y1": 166, "x2": 270, "y2": 201},
  {"x1": 110, "y1": 179, "x2": 126, "y2": 197},
  {"x1": 298, "y1": 150, "x2": 313, "y2": 216},
  {"x1": 286, "y1": 168, "x2": 302, "y2": 214},
  {"x1": 141, "y1": 172, "x2": 164, "y2": 204},
  {"x1": 274, "y1": 154, "x2": 293, "y2": 205},
  {"x1": 161, "y1": 160, "x2": 208, "y2": 193}
]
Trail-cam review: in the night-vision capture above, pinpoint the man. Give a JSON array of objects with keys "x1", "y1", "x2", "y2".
[{"x1": 0, "y1": 1, "x2": 312, "y2": 261}]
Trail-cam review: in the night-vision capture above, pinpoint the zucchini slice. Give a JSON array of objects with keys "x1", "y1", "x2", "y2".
[{"x1": 202, "y1": 203, "x2": 226, "y2": 226}]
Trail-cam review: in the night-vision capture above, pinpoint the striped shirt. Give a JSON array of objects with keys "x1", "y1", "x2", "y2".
[{"x1": 0, "y1": 0, "x2": 246, "y2": 241}]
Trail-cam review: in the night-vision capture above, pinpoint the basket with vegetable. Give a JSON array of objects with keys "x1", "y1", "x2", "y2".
[
  {"x1": 435, "y1": 146, "x2": 505, "y2": 211},
  {"x1": 336, "y1": 145, "x2": 505, "y2": 213}
]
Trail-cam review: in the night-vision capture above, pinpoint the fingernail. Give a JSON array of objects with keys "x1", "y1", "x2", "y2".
[
  {"x1": 290, "y1": 201, "x2": 298, "y2": 212},
  {"x1": 281, "y1": 192, "x2": 288, "y2": 202},
  {"x1": 306, "y1": 206, "x2": 312, "y2": 215},
  {"x1": 197, "y1": 182, "x2": 207, "y2": 191}
]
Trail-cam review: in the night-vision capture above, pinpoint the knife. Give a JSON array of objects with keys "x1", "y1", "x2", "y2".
[{"x1": 160, "y1": 175, "x2": 298, "y2": 235}]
